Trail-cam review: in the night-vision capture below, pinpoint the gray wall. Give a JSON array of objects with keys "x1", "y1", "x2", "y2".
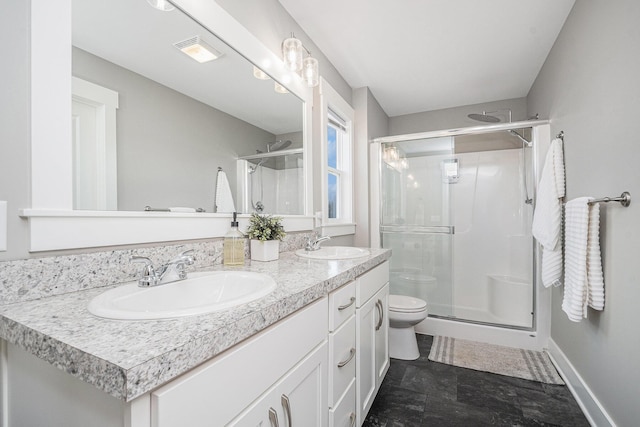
[
  {"x1": 215, "y1": 0, "x2": 352, "y2": 105},
  {"x1": 353, "y1": 87, "x2": 389, "y2": 247},
  {"x1": 389, "y1": 97, "x2": 528, "y2": 136},
  {"x1": 0, "y1": 1, "x2": 31, "y2": 260},
  {"x1": 73, "y1": 48, "x2": 272, "y2": 212},
  {"x1": 527, "y1": 1, "x2": 640, "y2": 425}
]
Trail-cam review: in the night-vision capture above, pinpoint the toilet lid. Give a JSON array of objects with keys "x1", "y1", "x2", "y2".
[{"x1": 389, "y1": 294, "x2": 427, "y2": 313}]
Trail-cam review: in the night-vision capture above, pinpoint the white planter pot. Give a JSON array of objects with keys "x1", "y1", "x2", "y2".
[{"x1": 250, "y1": 239, "x2": 280, "y2": 261}]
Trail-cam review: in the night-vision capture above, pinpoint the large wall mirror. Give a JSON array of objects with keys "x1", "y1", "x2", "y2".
[
  {"x1": 72, "y1": 0, "x2": 304, "y2": 214},
  {"x1": 23, "y1": 0, "x2": 313, "y2": 251}
]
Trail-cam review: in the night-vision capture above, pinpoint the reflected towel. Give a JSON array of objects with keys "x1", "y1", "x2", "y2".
[
  {"x1": 215, "y1": 169, "x2": 236, "y2": 213},
  {"x1": 562, "y1": 198, "x2": 604, "y2": 321},
  {"x1": 532, "y1": 138, "x2": 565, "y2": 287},
  {"x1": 169, "y1": 207, "x2": 196, "y2": 213}
]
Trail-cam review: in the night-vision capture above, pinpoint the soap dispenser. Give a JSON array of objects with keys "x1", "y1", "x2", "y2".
[{"x1": 223, "y1": 212, "x2": 245, "y2": 265}]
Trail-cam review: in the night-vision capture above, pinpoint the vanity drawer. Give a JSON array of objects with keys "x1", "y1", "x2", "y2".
[
  {"x1": 329, "y1": 280, "x2": 356, "y2": 332},
  {"x1": 329, "y1": 314, "x2": 356, "y2": 407},
  {"x1": 356, "y1": 261, "x2": 389, "y2": 307},
  {"x1": 329, "y1": 378, "x2": 356, "y2": 427}
]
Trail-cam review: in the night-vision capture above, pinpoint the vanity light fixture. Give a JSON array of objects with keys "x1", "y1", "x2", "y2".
[
  {"x1": 253, "y1": 66, "x2": 271, "y2": 80},
  {"x1": 174, "y1": 36, "x2": 223, "y2": 63},
  {"x1": 146, "y1": 0, "x2": 175, "y2": 12},
  {"x1": 282, "y1": 35, "x2": 303, "y2": 72},
  {"x1": 281, "y1": 33, "x2": 320, "y2": 88},
  {"x1": 302, "y1": 55, "x2": 319, "y2": 87}
]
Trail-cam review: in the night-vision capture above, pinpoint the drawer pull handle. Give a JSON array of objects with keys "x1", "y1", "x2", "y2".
[
  {"x1": 281, "y1": 394, "x2": 292, "y2": 427},
  {"x1": 337, "y1": 348, "x2": 356, "y2": 368},
  {"x1": 349, "y1": 412, "x2": 356, "y2": 427},
  {"x1": 269, "y1": 407, "x2": 279, "y2": 427},
  {"x1": 338, "y1": 297, "x2": 356, "y2": 311},
  {"x1": 375, "y1": 299, "x2": 384, "y2": 331}
]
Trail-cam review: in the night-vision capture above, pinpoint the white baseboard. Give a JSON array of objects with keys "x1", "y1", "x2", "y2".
[{"x1": 547, "y1": 339, "x2": 616, "y2": 427}]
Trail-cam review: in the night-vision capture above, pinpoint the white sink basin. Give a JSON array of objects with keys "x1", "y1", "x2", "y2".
[
  {"x1": 88, "y1": 271, "x2": 276, "y2": 320},
  {"x1": 295, "y1": 246, "x2": 370, "y2": 260}
]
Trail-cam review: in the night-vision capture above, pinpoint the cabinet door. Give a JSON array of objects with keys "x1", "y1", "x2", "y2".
[
  {"x1": 230, "y1": 341, "x2": 328, "y2": 427},
  {"x1": 374, "y1": 284, "x2": 389, "y2": 388},
  {"x1": 355, "y1": 295, "x2": 377, "y2": 425}
]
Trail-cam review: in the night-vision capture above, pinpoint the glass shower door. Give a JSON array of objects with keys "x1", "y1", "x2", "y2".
[
  {"x1": 380, "y1": 137, "x2": 456, "y2": 318},
  {"x1": 379, "y1": 129, "x2": 535, "y2": 329}
]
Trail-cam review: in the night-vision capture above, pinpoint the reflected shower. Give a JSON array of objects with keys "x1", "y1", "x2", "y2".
[
  {"x1": 256, "y1": 140, "x2": 292, "y2": 154},
  {"x1": 268, "y1": 139, "x2": 292, "y2": 152}
]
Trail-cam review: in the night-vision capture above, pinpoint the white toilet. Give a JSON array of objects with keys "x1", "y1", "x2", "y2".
[{"x1": 388, "y1": 294, "x2": 428, "y2": 360}]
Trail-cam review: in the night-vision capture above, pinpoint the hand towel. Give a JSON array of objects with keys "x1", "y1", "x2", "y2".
[
  {"x1": 562, "y1": 197, "x2": 604, "y2": 321},
  {"x1": 215, "y1": 168, "x2": 236, "y2": 213},
  {"x1": 532, "y1": 138, "x2": 565, "y2": 287}
]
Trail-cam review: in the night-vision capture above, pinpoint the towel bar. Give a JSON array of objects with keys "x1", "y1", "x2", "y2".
[{"x1": 588, "y1": 192, "x2": 631, "y2": 207}]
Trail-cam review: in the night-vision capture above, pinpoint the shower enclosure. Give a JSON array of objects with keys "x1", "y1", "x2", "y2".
[{"x1": 375, "y1": 123, "x2": 541, "y2": 331}]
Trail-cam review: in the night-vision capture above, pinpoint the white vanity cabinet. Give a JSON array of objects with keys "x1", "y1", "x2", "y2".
[
  {"x1": 1, "y1": 258, "x2": 391, "y2": 427},
  {"x1": 151, "y1": 297, "x2": 328, "y2": 427},
  {"x1": 355, "y1": 261, "x2": 390, "y2": 426},
  {"x1": 228, "y1": 341, "x2": 328, "y2": 426},
  {"x1": 328, "y1": 281, "x2": 357, "y2": 427}
]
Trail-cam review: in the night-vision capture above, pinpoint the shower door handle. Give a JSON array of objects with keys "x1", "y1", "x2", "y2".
[{"x1": 380, "y1": 225, "x2": 455, "y2": 235}]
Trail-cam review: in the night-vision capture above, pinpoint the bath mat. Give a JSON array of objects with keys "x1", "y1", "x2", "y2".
[{"x1": 428, "y1": 336, "x2": 564, "y2": 385}]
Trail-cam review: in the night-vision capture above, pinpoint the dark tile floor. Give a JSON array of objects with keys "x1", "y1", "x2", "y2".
[{"x1": 364, "y1": 335, "x2": 590, "y2": 427}]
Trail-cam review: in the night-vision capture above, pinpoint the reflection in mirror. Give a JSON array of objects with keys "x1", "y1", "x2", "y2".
[
  {"x1": 72, "y1": 0, "x2": 304, "y2": 213},
  {"x1": 238, "y1": 147, "x2": 304, "y2": 215}
]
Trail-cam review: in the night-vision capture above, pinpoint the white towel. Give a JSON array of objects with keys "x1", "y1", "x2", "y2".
[
  {"x1": 532, "y1": 138, "x2": 565, "y2": 287},
  {"x1": 169, "y1": 207, "x2": 196, "y2": 213},
  {"x1": 586, "y1": 203, "x2": 605, "y2": 311},
  {"x1": 215, "y1": 169, "x2": 236, "y2": 213},
  {"x1": 562, "y1": 198, "x2": 604, "y2": 321}
]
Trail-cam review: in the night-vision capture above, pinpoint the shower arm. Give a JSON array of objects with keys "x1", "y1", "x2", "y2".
[{"x1": 509, "y1": 130, "x2": 532, "y2": 147}]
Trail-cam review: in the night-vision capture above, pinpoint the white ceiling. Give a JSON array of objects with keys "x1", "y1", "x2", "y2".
[
  {"x1": 73, "y1": 0, "x2": 303, "y2": 135},
  {"x1": 278, "y1": 0, "x2": 575, "y2": 117}
]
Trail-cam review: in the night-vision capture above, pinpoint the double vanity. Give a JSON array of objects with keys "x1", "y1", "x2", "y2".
[{"x1": 0, "y1": 248, "x2": 390, "y2": 427}]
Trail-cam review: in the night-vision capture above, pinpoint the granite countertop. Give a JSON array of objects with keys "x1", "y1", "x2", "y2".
[{"x1": 0, "y1": 249, "x2": 390, "y2": 402}]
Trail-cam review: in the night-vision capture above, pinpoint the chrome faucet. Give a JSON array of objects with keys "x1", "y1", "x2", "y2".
[
  {"x1": 131, "y1": 250, "x2": 195, "y2": 287},
  {"x1": 305, "y1": 232, "x2": 331, "y2": 251}
]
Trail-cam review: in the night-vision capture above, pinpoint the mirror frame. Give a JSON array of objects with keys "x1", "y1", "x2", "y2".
[{"x1": 21, "y1": 0, "x2": 314, "y2": 252}]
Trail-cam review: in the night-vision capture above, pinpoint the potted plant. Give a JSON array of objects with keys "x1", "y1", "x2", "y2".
[{"x1": 246, "y1": 213, "x2": 286, "y2": 261}]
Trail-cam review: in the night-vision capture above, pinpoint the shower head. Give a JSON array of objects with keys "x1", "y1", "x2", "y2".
[
  {"x1": 248, "y1": 158, "x2": 265, "y2": 174},
  {"x1": 467, "y1": 109, "x2": 512, "y2": 124},
  {"x1": 267, "y1": 140, "x2": 292, "y2": 152},
  {"x1": 467, "y1": 112, "x2": 501, "y2": 123}
]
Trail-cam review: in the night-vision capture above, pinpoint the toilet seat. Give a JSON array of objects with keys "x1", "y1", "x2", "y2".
[{"x1": 389, "y1": 294, "x2": 427, "y2": 313}]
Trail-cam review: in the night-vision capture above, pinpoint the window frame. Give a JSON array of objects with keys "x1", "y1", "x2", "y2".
[{"x1": 319, "y1": 78, "x2": 355, "y2": 235}]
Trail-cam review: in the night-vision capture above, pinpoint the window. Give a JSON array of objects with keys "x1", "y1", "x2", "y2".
[{"x1": 320, "y1": 79, "x2": 354, "y2": 234}]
